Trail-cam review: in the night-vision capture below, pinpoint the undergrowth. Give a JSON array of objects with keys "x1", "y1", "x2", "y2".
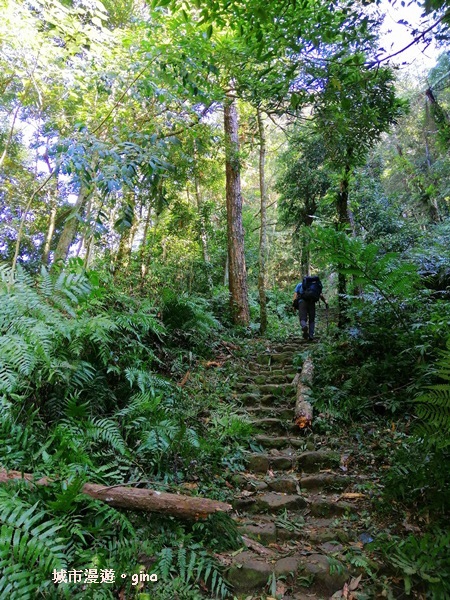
[
  {"x1": 0, "y1": 263, "x2": 253, "y2": 598},
  {"x1": 306, "y1": 230, "x2": 450, "y2": 598}
]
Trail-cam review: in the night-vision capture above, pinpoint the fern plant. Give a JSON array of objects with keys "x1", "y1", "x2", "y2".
[
  {"x1": 161, "y1": 289, "x2": 221, "y2": 340},
  {"x1": 414, "y1": 336, "x2": 450, "y2": 448},
  {"x1": 156, "y1": 543, "x2": 231, "y2": 598},
  {"x1": 379, "y1": 531, "x2": 450, "y2": 597},
  {"x1": 309, "y1": 226, "x2": 420, "y2": 327},
  {"x1": 0, "y1": 485, "x2": 67, "y2": 600}
]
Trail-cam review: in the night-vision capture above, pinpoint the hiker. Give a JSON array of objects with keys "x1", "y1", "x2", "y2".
[{"x1": 293, "y1": 275, "x2": 328, "y2": 341}]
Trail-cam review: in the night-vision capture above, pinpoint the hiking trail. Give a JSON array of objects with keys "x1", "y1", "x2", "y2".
[{"x1": 217, "y1": 336, "x2": 374, "y2": 600}]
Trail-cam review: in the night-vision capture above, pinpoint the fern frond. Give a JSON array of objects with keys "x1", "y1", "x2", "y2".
[
  {"x1": 124, "y1": 368, "x2": 172, "y2": 395},
  {"x1": 88, "y1": 418, "x2": 128, "y2": 456},
  {"x1": 0, "y1": 486, "x2": 67, "y2": 599},
  {"x1": 158, "y1": 547, "x2": 173, "y2": 578}
]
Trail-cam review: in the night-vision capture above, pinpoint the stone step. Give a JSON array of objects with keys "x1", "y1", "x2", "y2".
[
  {"x1": 300, "y1": 517, "x2": 356, "y2": 543},
  {"x1": 237, "y1": 513, "x2": 307, "y2": 544},
  {"x1": 225, "y1": 550, "x2": 277, "y2": 593},
  {"x1": 238, "y1": 519, "x2": 277, "y2": 544},
  {"x1": 253, "y1": 434, "x2": 315, "y2": 450},
  {"x1": 250, "y1": 417, "x2": 296, "y2": 435},
  {"x1": 297, "y1": 450, "x2": 340, "y2": 472},
  {"x1": 234, "y1": 382, "x2": 293, "y2": 396},
  {"x1": 300, "y1": 473, "x2": 350, "y2": 492},
  {"x1": 255, "y1": 351, "x2": 295, "y2": 366},
  {"x1": 246, "y1": 363, "x2": 298, "y2": 376},
  {"x1": 232, "y1": 473, "x2": 299, "y2": 494},
  {"x1": 242, "y1": 407, "x2": 293, "y2": 420},
  {"x1": 237, "y1": 392, "x2": 262, "y2": 406},
  {"x1": 257, "y1": 383, "x2": 294, "y2": 396},
  {"x1": 232, "y1": 471, "x2": 349, "y2": 499},
  {"x1": 237, "y1": 393, "x2": 289, "y2": 407},
  {"x1": 307, "y1": 496, "x2": 356, "y2": 517},
  {"x1": 234, "y1": 511, "x2": 355, "y2": 546},
  {"x1": 225, "y1": 549, "x2": 348, "y2": 595},
  {"x1": 246, "y1": 449, "x2": 340, "y2": 474},
  {"x1": 268, "y1": 351, "x2": 296, "y2": 365},
  {"x1": 266, "y1": 475, "x2": 299, "y2": 493},
  {"x1": 237, "y1": 373, "x2": 295, "y2": 385},
  {"x1": 246, "y1": 452, "x2": 297, "y2": 473},
  {"x1": 265, "y1": 348, "x2": 300, "y2": 357},
  {"x1": 254, "y1": 434, "x2": 296, "y2": 449},
  {"x1": 233, "y1": 491, "x2": 307, "y2": 514}
]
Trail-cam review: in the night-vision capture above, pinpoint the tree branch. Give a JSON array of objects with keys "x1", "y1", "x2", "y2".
[
  {"x1": 91, "y1": 55, "x2": 161, "y2": 136},
  {"x1": 367, "y1": 12, "x2": 449, "y2": 67}
]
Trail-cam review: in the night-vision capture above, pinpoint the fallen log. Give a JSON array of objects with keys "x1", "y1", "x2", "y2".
[
  {"x1": 294, "y1": 355, "x2": 314, "y2": 429},
  {"x1": 0, "y1": 469, "x2": 232, "y2": 520}
]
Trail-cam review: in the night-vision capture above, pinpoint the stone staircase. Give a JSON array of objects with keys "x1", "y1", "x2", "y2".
[{"x1": 220, "y1": 338, "x2": 368, "y2": 600}]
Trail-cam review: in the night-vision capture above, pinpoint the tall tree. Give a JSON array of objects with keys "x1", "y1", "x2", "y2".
[
  {"x1": 277, "y1": 129, "x2": 332, "y2": 276},
  {"x1": 224, "y1": 89, "x2": 250, "y2": 325},
  {"x1": 257, "y1": 108, "x2": 268, "y2": 333},
  {"x1": 313, "y1": 56, "x2": 406, "y2": 322}
]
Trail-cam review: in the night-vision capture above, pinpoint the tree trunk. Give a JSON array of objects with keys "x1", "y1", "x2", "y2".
[
  {"x1": 224, "y1": 89, "x2": 250, "y2": 325},
  {"x1": 337, "y1": 163, "x2": 351, "y2": 328},
  {"x1": 128, "y1": 218, "x2": 139, "y2": 261},
  {"x1": 140, "y1": 205, "x2": 152, "y2": 282},
  {"x1": 194, "y1": 157, "x2": 213, "y2": 291},
  {"x1": 53, "y1": 189, "x2": 88, "y2": 265},
  {"x1": 424, "y1": 99, "x2": 441, "y2": 222},
  {"x1": 223, "y1": 252, "x2": 229, "y2": 286},
  {"x1": 0, "y1": 105, "x2": 20, "y2": 170},
  {"x1": 0, "y1": 469, "x2": 232, "y2": 521},
  {"x1": 42, "y1": 198, "x2": 57, "y2": 266},
  {"x1": 300, "y1": 227, "x2": 310, "y2": 277},
  {"x1": 257, "y1": 108, "x2": 268, "y2": 334},
  {"x1": 78, "y1": 195, "x2": 93, "y2": 260},
  {"x1": 84, "y1": 236, "x2": 95, "y2": 269}
]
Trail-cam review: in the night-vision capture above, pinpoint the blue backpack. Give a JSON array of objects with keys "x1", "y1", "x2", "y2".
[{"x1": 301, "y1": 276, "x2": 322, "y2": 302}]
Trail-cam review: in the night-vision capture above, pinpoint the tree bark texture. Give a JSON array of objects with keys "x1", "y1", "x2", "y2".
[
  {"x1": 300, "y1": 227, "x2": 310, "y2": 278},
  {"x1": 42, "y1": 199, "x2": 57, "y2": 266},
  {"x1": 0, "y1": 469, "x2": 232, "y2": 520},
  {"x1": 140, "y1": 205, "x2": 152, "y2": 281},
  {"x1": 194, "y1": 160, "x2": 213, "y2": 291},
  {"x1": 53, "y1": 189, "x2": 88, "y2": 264},
  {"x1": 224, "y1": 91, "x2": 250, "y2": 326},
  {"x1": 337, "y1": 164, "x2": 351, "y2": 328},
  {"x1": 257, "y1": 108, "x2": 268, "y2": 334}
]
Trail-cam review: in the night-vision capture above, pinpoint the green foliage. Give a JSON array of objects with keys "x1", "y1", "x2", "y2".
[
  {"x1": 415, "y1": 375, "x2": 450, "y2": 449},
  {"x1": 383, "y1": 436, "x2": 449, "y2": 514},
  {"x1": 0, "y1": 261, "x2": 255, "y2": 598},
  {"x1": 161, "y1": 289, "x2": 221, "y2": 346},
  {"x1": 351, "y1": 163, "x2": 422, "y2": 252},
  {"x1": 192, "y1": 512, "x2": 242, "y2": 553},
  {"x1": 209, "y1": 408, "x2": 254, "y2": 441},
  {"x1": 277, "y1": 128, "x2": 332, "y2": 233},
  {"x1": 374, "y1": 531, "x2": 450, "y2": 598},
  {"x1": 380, "y1": 337, "x2": 450, "y2": 517},
  {"x1": 0, "y1": 477, "x2": 137, "y2": 600},
  {"x1": 313, "y1": 59, "x2": 407, "y2": 171},
  {"x1": 156, "y1": 543, "x2": 230, "y2": 598},
  {"x1": 310, "y1": 227, "x2": 420, "y2": 306},
  {"x1": 309, "y1": 230, "x2": 430, "y2": 418},
  {"x1": 0, "y1": 485, "x2": 66, "y2": 599},
  {"x1": 274, "y1": 510, "x2": 305, "y2": 534}
]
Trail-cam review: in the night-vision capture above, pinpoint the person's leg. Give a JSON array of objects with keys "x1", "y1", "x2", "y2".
[
  {"x1": 308, "y1": 301, "x2": 316, "y2": 339},
  {"x1": 298, "y1": 301, "x2": 308, "y2": 338}
]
